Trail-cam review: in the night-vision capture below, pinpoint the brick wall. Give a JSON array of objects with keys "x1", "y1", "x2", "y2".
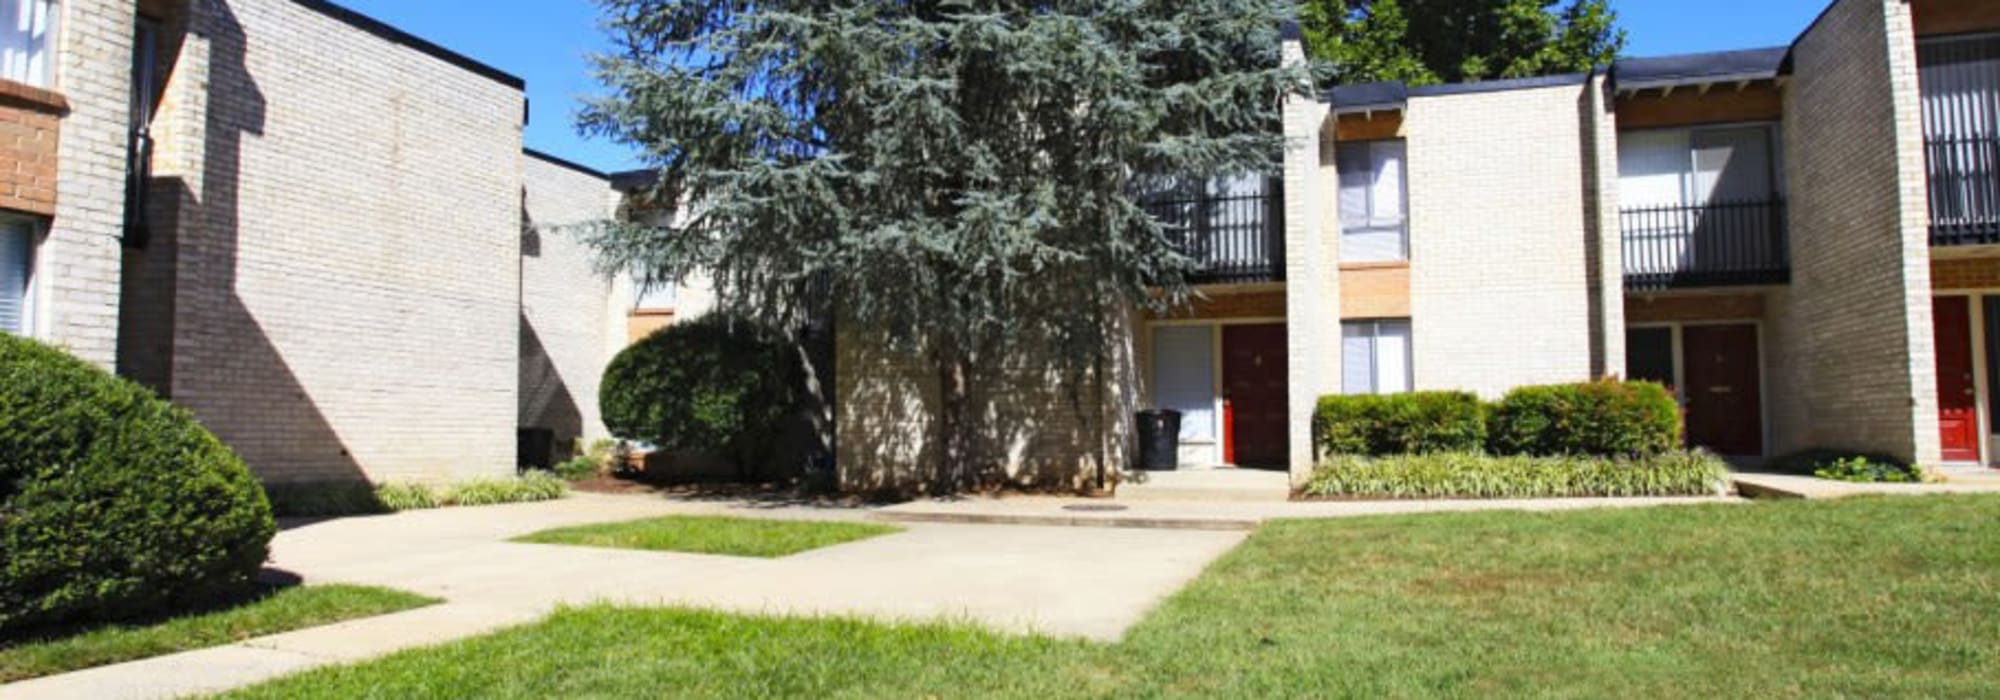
[
  {"x1": 522, "y1": 153, "x2": 618, "y2": 461},
  {"x1": 0, "y1": 83, "x2": 65, "y2": 216},
  {"x1": 1339, "y1": 264, "x2": 1409, "y2": 319},
  {"x1": 36, "y1": 0, "x2": 131, "y2": 367},
  {"x1": 1403, "y1": 83, "x2": 1597, "y2": 398},
  {"x1": 149, "y1": 0, "x2": 527, "y2": 483},
  {"x1": 1773, "y1": 0, "x2": 1940, "y2": 464},
  {"x1": 1282, "y1": 36, "x2": 1336, "y2": 484}
]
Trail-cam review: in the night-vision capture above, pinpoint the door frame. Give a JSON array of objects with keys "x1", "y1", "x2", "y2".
[
  {"x1": 1627, "y1": 319, "x2": 1771, "y2": 458},
  {"x1": 1143, "y1": 316, "x2": 1286, "y2": 468},
  {"x1": 1932, "y1": 291, "x2": 1995, "y2": 466}
]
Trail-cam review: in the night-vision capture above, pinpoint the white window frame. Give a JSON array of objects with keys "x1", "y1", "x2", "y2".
[
  {"x1": 0, "y1": 213, "x2": 41, "y2": 338},
  {"x1": 1342, "y1": 318, "x2": 1413, "y2": 395},
  {"x1": 1, "y1": 0, "x2": 60, "y2": 89},
  {"x1": 1617, "y1": 122, "x2": 1783, "y2": 209},
  {"x1": 1337, "y1": 139, "x2": 1409, "y2": 264}
]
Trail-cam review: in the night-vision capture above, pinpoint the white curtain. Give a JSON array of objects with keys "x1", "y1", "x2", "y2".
[
  {"x1": 0, "y1": 218, "x2": 32, "y2": 335},
  {"x1": 1152, "y1": 326, "x2": 1216, "y2": 442},
  {"x1": 1339, "y1": 140, "x2": 1408, "y2": 263},
  {"x1": 1342, "y1": 320, "x2": 1413, "y2": 395},
  {"x1": 1, "y1": 0, "x2": 57, "y2": 88},
  {"x1": 1374, "y1": 321, "x2": 1412, "y2": 393},
  {"x1": 1341, "y1": 323, "x2": 1377, "y2": 395}
]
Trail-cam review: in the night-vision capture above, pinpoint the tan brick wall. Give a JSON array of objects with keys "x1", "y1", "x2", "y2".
[
  {"x1": 34, "y1": 0, "x2": 131, "y2": 367},
  {"x1": 0, "y1": 84, "x2": 65, "y2": 216},
  {"x1": 522, "y1": 154, "x2": 619, "y2": 460},
  {"x1": 146, "y1": 0, "x2": 527, "y2": 483},
  {"x1": 834, "y1": 318, "x2": 1135, "y2": 494},
  {"x1": 1283, "y1": 36, "x2": 1337, "y2": 484},
  {"x1": 1585, "y1": 73, "x2": 1626, "y2": 379},
  {"x1": 1339, "y1": 264, "x2": 1409, "y2": 319},
  {"x1": 1771, "y1": 0, "x2": 1940, "y2": 464},
  {"x1": 1931, "y1": 254, "x2": 2000, "y2": 290},
  {"x1": 1403, "y1": 83, "x2": 1597, "y2": 398},
  {"x1": 1627, "y1": 292, "x2": 1767, "y2": 324}
]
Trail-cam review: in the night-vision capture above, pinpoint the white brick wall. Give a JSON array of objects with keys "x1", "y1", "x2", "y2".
[
  {"x1": 1403, "y1": 83, "x2": 1598, "y2": 398},
  {"x1": 151, "y1": 0, "x2": 527, "y2": 483},
  {"x1": 1281, "y1": 36, "x2": 1333, "y2": 484},
  {"x1": 1773, "y1": 0, "x2": 1940, "y2": 465},
  {"x1": 37, "y1": 0, "x2": 132, "y2": 367},
  {"x1": 522, "y1": 154, "x2": 618, "y2": 458}
]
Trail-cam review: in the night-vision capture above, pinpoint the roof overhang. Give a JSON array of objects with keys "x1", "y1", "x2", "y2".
[{"x1": 1611, "y1": 47, "x2": 1791, "y2": 96}]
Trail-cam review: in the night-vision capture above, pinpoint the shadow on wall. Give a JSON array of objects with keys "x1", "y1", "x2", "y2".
[
  {"x1": 118, "y1": 0, "x2": 369, "y2": 488},
  {"x1": 519, "y1": 312, "x2": 584, "y2": 468},
  {"x1": 835, "y1": 323, "x2": 1133, "y2": 496}
]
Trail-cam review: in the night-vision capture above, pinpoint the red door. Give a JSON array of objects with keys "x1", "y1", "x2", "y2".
[
  {"x1": 1682, "y1": 324, "x2": 1763, "y2": 456},
  {"x1": 1934, "y1": 296, "x2": 1981, "y2": 462},
  {"x1": 1222, "y1": 324, "x2": 1289, "y2": 468}
]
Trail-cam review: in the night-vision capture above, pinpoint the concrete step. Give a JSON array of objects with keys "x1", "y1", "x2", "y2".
[{"x1": 1115, "y1": 468, "x2": 1292, "y2": 503}]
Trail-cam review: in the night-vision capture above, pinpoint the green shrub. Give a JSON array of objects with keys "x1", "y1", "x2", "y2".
[
  {"x1": 373, "y1": 483, "x2": 440, "y2": 511},
  {"x1": 554, "y1": 439, "x2": 618, "y2": 482},
  {"x1": 1487, "y1": 380, "x2": 1681, "y2": 457},
  {"x1": 600, "y1": 314, "x2": 804, "y2": 477},
  {"x1": 1771, "y1": 450, "x2": 1925, "y2": 484},
  {"x1": 263, "y1": 481, "x2": 388, "y2": 518},
  {"x1": 1301, "y1": 451, "x2": 1729, "y2": 500},
  {"x1": 1314, "y1": 392, "x2": 1486, "y2": 457},
  {"x1": 442, "y1": 473, "x2": 569, "y2": 507},
  {"x1": 0, "y1": 335, "x2": 275, "y2": 635}
]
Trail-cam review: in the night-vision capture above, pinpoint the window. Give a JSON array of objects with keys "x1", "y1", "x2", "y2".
[
  {"x1": 1337, "y1": 140, "x2": 1407, "y2": 263},
  {"x1": 0, "y1": 216, "x2": 36, "y2": 336},
  {"x1": 1616, "y1": 125, "x2": 1777, "y2": 209},
  {"x1": 1, "y1": 0, "x2": 58, "y2": 88},
  {"x1": 632, "y1": 270, "x2": 677, "y2": 311},
  {"x1": 1342, "y1": 319, "x2": 1411, "y2": 395}
]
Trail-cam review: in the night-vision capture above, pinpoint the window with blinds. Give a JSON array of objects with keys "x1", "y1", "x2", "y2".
[
  {"x1": 1337, "y1": 140, "x2": 1408, "y2": 264},
  {"x1": 0, "y1": 216, "x2": 34, "y2": 336},
  {"x1": 1341, "y1": 319, "x2": 1412, "y2": 395},
  {"x1": 1918, "y1": 34, "x2": 2000, "y2": 241},
  {"x1": 1, "y1": 0, "x2": 58, "y2": 88}
]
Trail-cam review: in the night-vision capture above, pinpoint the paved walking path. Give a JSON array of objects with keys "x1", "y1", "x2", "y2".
[
  {"x1": 874, "y1": 493, "x2": 1740, "y2": 529},
  {"x1": 1, "y1": 493, "x2": 1244, "y2": 700},
  {"x1": 1731, "y1": 471, "x2": 2000, "y2": 499}
]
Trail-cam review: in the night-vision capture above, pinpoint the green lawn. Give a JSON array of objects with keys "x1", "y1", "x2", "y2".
[
  {"x1": 1, "y1": 585, "x2": 437, "y2": 682},
  {"x1": 228, "y1": 497, "x2": 2000, "y2": 698},
  {"x1": 511, "y1": 515, "x2": 903, "y2": 558}
]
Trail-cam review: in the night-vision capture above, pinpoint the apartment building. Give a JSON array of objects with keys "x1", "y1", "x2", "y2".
[
  {"x1": 833, "y1": 0, "x2": 2000, "y2": 491},
  {"x1": 2, "y1": 0, "x2": 633, "y2": 483}
]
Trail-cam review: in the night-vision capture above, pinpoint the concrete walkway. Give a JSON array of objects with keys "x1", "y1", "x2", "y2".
[
  {"x1": 1, "y1": 493, "x2": 1245, "y2": 700},
  {"x1": 1732, "y1": 471, "x2": 2000, "y2": 499},
  {"x1": 874, "y1": 493, "x2": 1741, "y2": 530}
]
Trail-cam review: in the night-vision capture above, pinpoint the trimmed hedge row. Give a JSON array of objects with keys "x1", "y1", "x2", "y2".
[
  {"x1": 1314, "y1": 380, "x2": 1682, "y2": 459},
  {"x1": 1302, "y1": 451, "x2": 1730, "y2": 500},
  {"x1": 1, "y1": 335, "x2": 274, "y2": 635}
]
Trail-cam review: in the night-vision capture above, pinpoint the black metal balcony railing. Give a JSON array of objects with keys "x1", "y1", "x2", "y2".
[
  {"x1": 1142, "y1": 181, "x2": 1286, "y2": 285},
  {"x1": 1622, "y1": 199, "x2": 1790, "y2": 290},
  {"x1": 1926, "y1": 135, "x2": 2000, "y2": 246}
]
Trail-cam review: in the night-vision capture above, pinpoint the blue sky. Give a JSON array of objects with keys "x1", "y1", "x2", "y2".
[{"x1": 334, "y1": 0, "x2": 1834, "y2": 174}]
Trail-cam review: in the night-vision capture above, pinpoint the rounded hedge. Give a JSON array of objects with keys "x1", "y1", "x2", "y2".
[
  {"x1": 1487, "y1": 379, "x2": 1682, "y2": 457},
  {"x1": 600, "y1": 314, "x2": 802, "y2": 473},
  {"x1": 0, "y1": 334, "x2": 274, "y2": 635}
]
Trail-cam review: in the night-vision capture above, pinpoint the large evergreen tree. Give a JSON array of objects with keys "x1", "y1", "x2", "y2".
[
  {"x1": 1300, "y1": 0, "x2": 1624, "y2": 85},
  {"x1": 580, "y1": 1, "x2": 1305, "y2": 492}
]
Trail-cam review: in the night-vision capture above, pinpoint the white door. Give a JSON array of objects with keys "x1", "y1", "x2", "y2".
[{"x1": 1152, "y1": 326, "x2": 1218, "y2": 465}]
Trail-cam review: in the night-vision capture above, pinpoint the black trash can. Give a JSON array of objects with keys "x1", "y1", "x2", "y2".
[{"x1": 1136, "y1": 409, "x2": 1183, "y2": 471}]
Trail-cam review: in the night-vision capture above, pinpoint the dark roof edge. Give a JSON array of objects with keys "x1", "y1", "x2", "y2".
[
  {"x1": 525, "y1": 149, "x2": 611, "y2": 181},
  {"x1": 1321, "y1": 72, "x2": 1592, "y2": 107},
  {"x1": 1410, "y1": 72, "x2": 1591, "y2": 97},
  {"x1": 1279, "y1": 21, "x2": 1304, "y2": 42},
  {"x1": 609, "y1": 168, "x2": 660, "y2": 192},
  {"x1": 293, "y1": 0, "x2": 526, "y2": 91}
]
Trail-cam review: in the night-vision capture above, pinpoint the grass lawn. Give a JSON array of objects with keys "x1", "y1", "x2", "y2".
[
  {"x1": 511, "y1": 515, "x2": 903, "y2": 558},
  {"x1": 228, "y1": 497, "x2": 2000, "y2": 698},
  {"x1": 1, "y1": 584, "x2": 437, "y2": 682}
]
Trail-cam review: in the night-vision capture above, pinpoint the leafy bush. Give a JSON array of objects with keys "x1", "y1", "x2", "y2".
[
  {"x1": 1487, "y1": 380, "x2": 1681, "y2": 457},
  {"x1": 0, "y1": 335, "x2": 275, "y2": 634},
  {"x1": 1314, "y1": 392, "x2": 1486, "y2": 457},
  {"x1": 443, "y1": 473, "x2": 569, "y2": 507},
  {"x1": 554, "y1": 439, "x2": 619, "y2": 482},
  {"x1": 372, "y1": 483, "x2": 441, "y2": 511},
  {"x1": 263, "y1": 481, "x2": 388, "y2": 518},
  {"x1": 1770, "y1": 450, "x2": 1926, "y2": 484},
  {"x1": 600, "y1": 314, "x2": 804, "y2": 476},
  {"x1": 1301, "y1": 451, "x2": 1730, "y2": 500}
]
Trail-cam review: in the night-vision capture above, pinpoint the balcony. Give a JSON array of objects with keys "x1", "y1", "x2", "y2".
[
  {"x1": 1926, "y1": 135, "x2": 2000, "y2": 247},
  {"x1": 1143, "y1": 178, "x2": 1286, "y2": 285},
  {"x1": 1622, "y1": 199, "x2": 1790, "y2": 290}
]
